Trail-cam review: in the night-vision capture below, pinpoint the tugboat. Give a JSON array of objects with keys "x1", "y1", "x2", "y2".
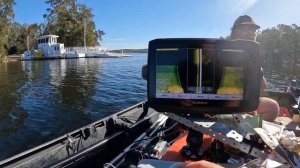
[{"x1": 20, "y1": 35, "x2": 66, "y2": 60}]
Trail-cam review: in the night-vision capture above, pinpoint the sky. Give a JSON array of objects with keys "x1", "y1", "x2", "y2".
[{"x1": 14, "y1": 0, "x2": 300, "y2": 50}]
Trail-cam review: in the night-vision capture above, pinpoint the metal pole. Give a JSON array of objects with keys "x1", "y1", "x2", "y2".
[
  {"x1": 27, "y1": 35, "x2": 30, "y2": 52},
  {"x1": 84, "y1": 18, "x2": 87, "y2": 54}
]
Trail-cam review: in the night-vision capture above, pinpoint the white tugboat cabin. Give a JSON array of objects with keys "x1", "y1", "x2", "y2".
[
  {"x1": 37, "y1": 35, "x2": 65, "y2": 58},
  {"x1": 20, "y1": 35, "x2": 66, "y2": 60}
]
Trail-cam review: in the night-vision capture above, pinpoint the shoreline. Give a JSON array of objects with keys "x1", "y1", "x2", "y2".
[{"x1": 0, "y1": 55, "x2": 21, "y2": 63}]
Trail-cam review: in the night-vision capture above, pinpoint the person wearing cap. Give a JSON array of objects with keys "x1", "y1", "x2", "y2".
[
  {"x1": 230, "y1": 15, "x2": 279, "y2": 122},
  {"x1": 182, "y1": 16, "x2": 279, "y2": 168},
  {"x1": 181, "y1": 15, "x2": 276, "y2": 168}
]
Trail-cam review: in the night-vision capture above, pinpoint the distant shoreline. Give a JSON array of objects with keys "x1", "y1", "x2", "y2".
[{"x1": 110, "y1": 49, "x2": 148, "y2": 53}]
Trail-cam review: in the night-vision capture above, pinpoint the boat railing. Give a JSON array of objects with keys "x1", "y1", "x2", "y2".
[{"x1": 65, "y1": 47, "x2": 106, "y2": 54}]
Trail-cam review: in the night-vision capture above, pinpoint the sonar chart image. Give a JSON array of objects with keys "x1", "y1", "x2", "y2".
[
  {"x1": 216, "y1": 67, "x2": 244, "y2": 95},
  {"x1": 156, "y1": 65, "x2": 184, "y2": 93},
  {"x1": 155, "y1": 47, "x2": 244, "y2": 98}
]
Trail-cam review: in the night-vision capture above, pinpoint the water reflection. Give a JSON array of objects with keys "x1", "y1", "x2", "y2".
[
  {"x1": 0, "y1": 62, "x2": 27, "y2": 139},
  {"x1": 0, "y1": 55, "x2": 147, "y2": 160},
  {"x1": 59, "y1": 59, "x2": 100, "y2": 108}
]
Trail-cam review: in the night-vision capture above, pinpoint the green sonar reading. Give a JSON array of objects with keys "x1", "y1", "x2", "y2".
[
  {"x1": 156, "y1": 66, "x2": 184, "y2": 93},
  {"x1": 217, "y1": 67, "x2": 244, "y2": 95}
]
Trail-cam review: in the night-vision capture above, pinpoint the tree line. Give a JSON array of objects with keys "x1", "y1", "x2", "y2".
[
  {"x1": 0, "y1": 0, "x2": 105, "y2": 58},
  {"x1": 256, "y1": 24, "x2": 300, "y2": 76}
]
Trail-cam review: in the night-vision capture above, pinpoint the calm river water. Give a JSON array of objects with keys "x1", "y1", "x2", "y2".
[{"x1": 0, "y1": 54, "x2": 147, "y2": 160}]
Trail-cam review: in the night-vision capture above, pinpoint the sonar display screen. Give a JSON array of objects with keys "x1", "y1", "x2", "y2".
[{"x1": 155, "y1": 46, "x2": 245, "y2": 102}]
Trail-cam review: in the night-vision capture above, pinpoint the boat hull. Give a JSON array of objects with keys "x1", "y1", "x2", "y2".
[
  {"x1": 65, "y1": 53, "x2": 85, "y2": 58},
  {"x1": 0, "y1": 102, "x2": 160, "y2": 168},
  {"x1": 20, "y1": 55, "x2": 63, "y2": 60}
]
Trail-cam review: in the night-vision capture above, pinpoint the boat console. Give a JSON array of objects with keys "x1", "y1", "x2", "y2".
[{"x1": 146, "y1": 38, "x2": 262, "y2": 115}]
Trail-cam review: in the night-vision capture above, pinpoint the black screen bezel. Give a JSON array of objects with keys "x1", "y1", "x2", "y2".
[{"x1": 147, "y1": 38, "x2": 261, "y2": 114}]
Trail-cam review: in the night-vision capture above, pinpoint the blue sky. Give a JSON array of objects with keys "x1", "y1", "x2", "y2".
[{"x1": 14, "y1": 0, "x2": 300, "y2": 50}]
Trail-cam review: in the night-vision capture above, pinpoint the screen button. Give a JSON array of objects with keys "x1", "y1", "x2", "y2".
[
  {"x1": 209, "y1": 94, "x2": 227, "y2": 100},
  {"x1": 174, "y1": 93, "x2": 191, "y2": 99},
  {"x1": 156, "y1": 93, "x2": 174, "y2": 98},
  {"x1": 227, "y1": 95, "x2": 243, "y2": 100},
  {"x1": 191, "y1": 94, "x2": 209, "y2": 99}
]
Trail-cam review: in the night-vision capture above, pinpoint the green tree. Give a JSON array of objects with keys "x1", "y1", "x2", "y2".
[
  {"x1": 0, "y1": 0, "x2": 15, "y2": 57},
  {"x1": 278, "y1": 24, "x2": 300, "y2": 75},
  {"x1": 257, "y1": 27, "x2": 283, "y2": 72},
  {"x1": 43, "y1": 0, "x2": 104, "y2": 47},
  {"x1": 257, "y1": 24, "x2": 300, "y2": 76},
  {"x1": 7, "y1": 23, "x2": 42, "y2": 54}
]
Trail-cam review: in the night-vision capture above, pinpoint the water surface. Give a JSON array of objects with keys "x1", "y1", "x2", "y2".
[{"x1": 0, "y1": 54, "x2": 147, "y2": 160}]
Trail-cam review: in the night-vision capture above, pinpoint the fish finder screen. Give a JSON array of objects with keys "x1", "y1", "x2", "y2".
[{"x1": 155, "y1": 46, "x2": 245, "y2": 102}]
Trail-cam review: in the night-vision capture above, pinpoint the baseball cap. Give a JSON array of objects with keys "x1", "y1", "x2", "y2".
[{"x1": 233, "y1": 15, "x2": 260, "y2": 29}]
